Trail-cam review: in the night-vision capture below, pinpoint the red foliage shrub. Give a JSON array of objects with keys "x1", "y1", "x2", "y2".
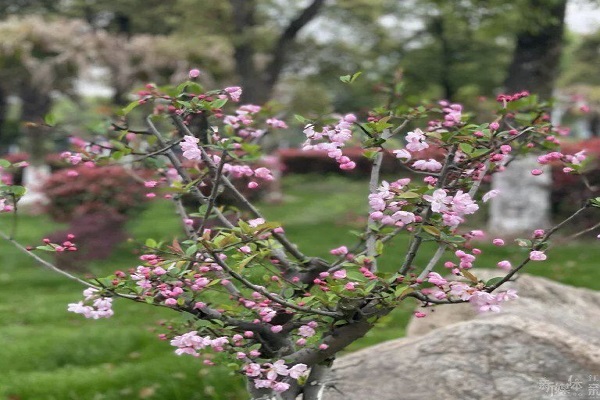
[
  {"x1": 42, "y1": 165, "x2": 149, "y2": 222},
  {"x1": 48, "y1": 212, "x2": 127, "y2": 270}
]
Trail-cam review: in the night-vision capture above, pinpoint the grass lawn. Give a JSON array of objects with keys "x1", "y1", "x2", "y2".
[{"x1": 0, "y1": 174, "x2": 598, "y2": 399}]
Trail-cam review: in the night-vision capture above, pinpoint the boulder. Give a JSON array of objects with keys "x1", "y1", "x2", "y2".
[{"x1": 325, "y1": 273, "x2": 600, "y2": 400}]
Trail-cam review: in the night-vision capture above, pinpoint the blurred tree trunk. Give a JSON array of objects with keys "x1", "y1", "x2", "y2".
[
  {"x1": 20, "y1": 84, "x2": 52, "y2": 166},
  {"x1": 503, "y1": 0, "x2": 567, "y2": 98},
  {"x1": 229, "y1": 0, "x2": 325, "y2": 104},
  {"x1": 489, "y1": 0, "x2": 567, "y2": 235},
  {"x1": 0, "y1": 85, "x2": 8, "y2": 151}
]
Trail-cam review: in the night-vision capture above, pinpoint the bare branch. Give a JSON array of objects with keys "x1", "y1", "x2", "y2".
[{"x1": 0, "y1": 229, "x2": 99, "y2": 289}]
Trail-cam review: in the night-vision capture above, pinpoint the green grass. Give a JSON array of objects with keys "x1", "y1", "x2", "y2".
[{"x1": 0, "y1": 174, "x2": 598, "y2": 399}]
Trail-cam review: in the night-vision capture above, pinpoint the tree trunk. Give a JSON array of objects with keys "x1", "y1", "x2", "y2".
[
  {"x1": 489, "y1": 0, "x2": 567, "y2": 236},
  {"x1": 229, "y1": 0, "x2": 325, "y2": 104},
  {"x1": 20, "y1": 84, "x2": 52, "y2": 166},
  {"x1": 503, "y1": 0, "x2": 567, "y2": 99}
]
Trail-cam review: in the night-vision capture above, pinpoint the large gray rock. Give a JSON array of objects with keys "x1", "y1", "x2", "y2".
[{"x1": 325, "y1": 274, "x2": 600, "y2": 400}]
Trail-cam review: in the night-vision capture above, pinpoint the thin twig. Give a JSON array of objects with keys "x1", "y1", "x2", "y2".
[
  {"x1": 208, "y1": 248, "x2": 340, "y2": 318},
  {"x1": 172, "y1": 116, "x2": 309, "y2": 263},
  {"x1": 487, "y1": 204, "x2": 590, "y2": 292},
  {"x1": 416, "y1": 244, "x2": 447, "y2": 282},
  {"x1": 0, "y1": 229, "x2": 99, "y2": 289}
]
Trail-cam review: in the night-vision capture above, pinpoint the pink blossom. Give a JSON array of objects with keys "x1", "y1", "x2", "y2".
[
  {"x1": 319, "y1": 344, "x2": 329, "y2": 350},
  {"x1": 332, "y1": 269, "x2": 347, "y2": 279},
  {"x1": 469, "y1": 291, "x2": 501, "y2": 312},
  {"x1": 144, "y1": 180, "x2": 158, "y2": 188},
  {"x1": 451, "y1": 191, "x2": 479, "y2": 215},
  {"x1": 330, "y1": 246, "x2": 348, "y2": 256},
  {"x1": 266, "y1": 118, "x2": 288, "y2": 129},
  {"x1": 531, "y1": 169, "x2": 543, "y2": 176},
  {"x1": 496, "y1": 289, "x2": 518, "y2": 302},
  {"x1": 254, "y1": 167, "x2": 274, "y2": 181},
  {"x1": 497, "y1": 261, "x2": 511, "y2": 272},
  {"x1": 188, "y1": 68, "x2": 201, "y2": 78},
  {"x1": 245, "y1": 363, "x2": 262, "y2": 377},
  {"x1": 482, "y1": 189, "x2": 500, "y2": 203},
  {"x1": 272, "y1": 382, "x2": 291, "y2": 393},
  {"x1": 298, "y1": 325, "x2": 316, "y2": 337},
  {"x1": 423, "y1": 189, "x2": 451, "y2": 212},
  {"x1": 393, "y1": 149, "x2": 412, "y2": 161},
  {"x1": 345, "y1": 282, "x2": 357, "y2": 290},
  {"x1": 492, "y1": 238, "x2": 505, "y2": 246},
  {"x1": 405, "y1": 129, "x2": 429, "y2": 152},
  {"x1": 180, "y1": 135, "x2": 202, "y2": 161},
  {"x1": 270, "y1": 325, "x2": 283, "y2": 333},
  {"x1": 414, "y1": 311, "x2": 426, "y2": 318},
  {"x1": 239, "y1": 245, "x2": 252, "y2": 254},
  {"x1": 412, "y1": 159, "x2": 442, "y2": 172},
  {"x1": 529, "y1": 251, "x2": 547, "y2": 261},
  {"x1": 288, "y1": 364, "x2": 309, "y2": 379},
  {"x1": 427, "y1": 272, "x2": 447, "y2": 286},
  {"x1": 248, "y1": 218, "x2": 265, "y2": 228},
  {"x1": 225, "y1": 86, "x2": 242, "y2": 102}
]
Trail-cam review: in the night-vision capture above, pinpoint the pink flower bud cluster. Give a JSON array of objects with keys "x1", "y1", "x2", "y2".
[
  {"x1": 302, "y1": 114, "x2": 357, "y2": 170},
  {"x1": 426, "y1": 277, "x2": 518, "y2": 313},
  {"x1": 223, "y1": 105, "x2": 266, "y2": 138},
  {"x1": 245, "y1": 360, "x2": 309, "y2": 393},
  {"x1": 60, "y1": 151, "x2": 83, "y2": 165},
  {"x1": 368, "y1": 179, "x2": 417, "y2": 227},
  {"x1": 423, "y1": 189, "x2": 479, "y2": 229},
  {"x1": 439, "y1": 101, "x2": 463, "y2": 127},
  {"x1": 170, "y1": 330, "x2": 230, "y2": 356},
  {"x1": 224, "y1": 86, "x2": 242, "y2": 102},
  {"x1": 496, "y1": 91, "x2": 530, "y2": 105},
  {"x1": 67, "y1": 288, "x2": 114, "y2": 319}
]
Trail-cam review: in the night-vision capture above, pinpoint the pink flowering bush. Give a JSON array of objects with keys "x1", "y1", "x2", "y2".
[{"x1": 1, "y1": 74, "x2": 599, "y2": 400}]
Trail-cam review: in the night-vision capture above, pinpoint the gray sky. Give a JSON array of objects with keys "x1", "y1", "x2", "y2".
[{"x1": 566, "y1": 0, "x2": 600, "y2": 33}]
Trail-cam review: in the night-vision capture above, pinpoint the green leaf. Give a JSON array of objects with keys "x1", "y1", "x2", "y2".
[
  {"x1": 44, "y1": 113, "x2": 56, "y2": 127},
  {"x1": 210, "y1": 98, "x2": 228, "y2": 109},
  {"x1": 590, "y1": 197, "x2": 600, "y2": 208},
  {"x1": 459, "y1": 143, "x2": 473, "y2": 154},
  {"x1": 294, "y1": 114, "x2": 309, "y2": 124},
  {"x1": 462, "y1": 270, "x2": 478, "y2": 283},
  {"x1": 394, "y1": 285, "x2": 414, "y2": 299},
  {"x1": 422, "y1": 225, "x2": 441, "y2": 236},
  {"x1": 35, "y1": 245, "x2": 56, "y2": 252},
  {"x1": 339, "y1": 71, "x2": 362, "y2": 84},
  {"x1": 375, "y1": 240, "x2": 384, "y2": 255},
  {"x1": 397, "y1": 191, "x2": 420, "y2": 199},
  {"x1": 237, "y1": 253, "x2": 258, "y2": 270},
  {"x1": 0, "y1": 159, "x2": 11, "y2": 168},
  {"x1": 145, "y1": 238, "x2": 158, "y2": 248},
  {"x1": 121, "y1": 100, "x2": 140, "y2": 116},
  {"x1": 485, "y1": 277, "x2": 504, "y2": 287}
]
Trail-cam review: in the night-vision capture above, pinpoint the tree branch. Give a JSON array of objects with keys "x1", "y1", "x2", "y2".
[{"x1": 264, "y1": 0, "x2": 326, "y2": 89}]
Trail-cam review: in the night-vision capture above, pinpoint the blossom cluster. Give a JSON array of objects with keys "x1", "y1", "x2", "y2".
[
  {"x1": 302, "y1": 114, "x2": 358, "y2": 170},
  {"x1": 244, "y1": 360, "x2": 309, "y2": 393},
  {"x1": 368, "y1": 179, "x2": 417, "y2": 227},
  {"x1": 67, "y1": 288, "x2": 114, "y2": 319},
  {"x1": 426, "y1": 272, "x2": 519, "y2": 313},
  {"x1": 170, "y1": 330, "x2": 230, "y2": 356},
  {"x1": 424, "y1": 189, "x2": 479, "y2": 229},
  {"x1": 496, "y1": 91, "x2": 530, "y2": 105}
]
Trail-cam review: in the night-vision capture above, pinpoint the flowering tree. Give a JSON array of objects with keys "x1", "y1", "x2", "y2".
[{"x1": 1, "y1": 71, "x2": 598, "y2": 400}]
